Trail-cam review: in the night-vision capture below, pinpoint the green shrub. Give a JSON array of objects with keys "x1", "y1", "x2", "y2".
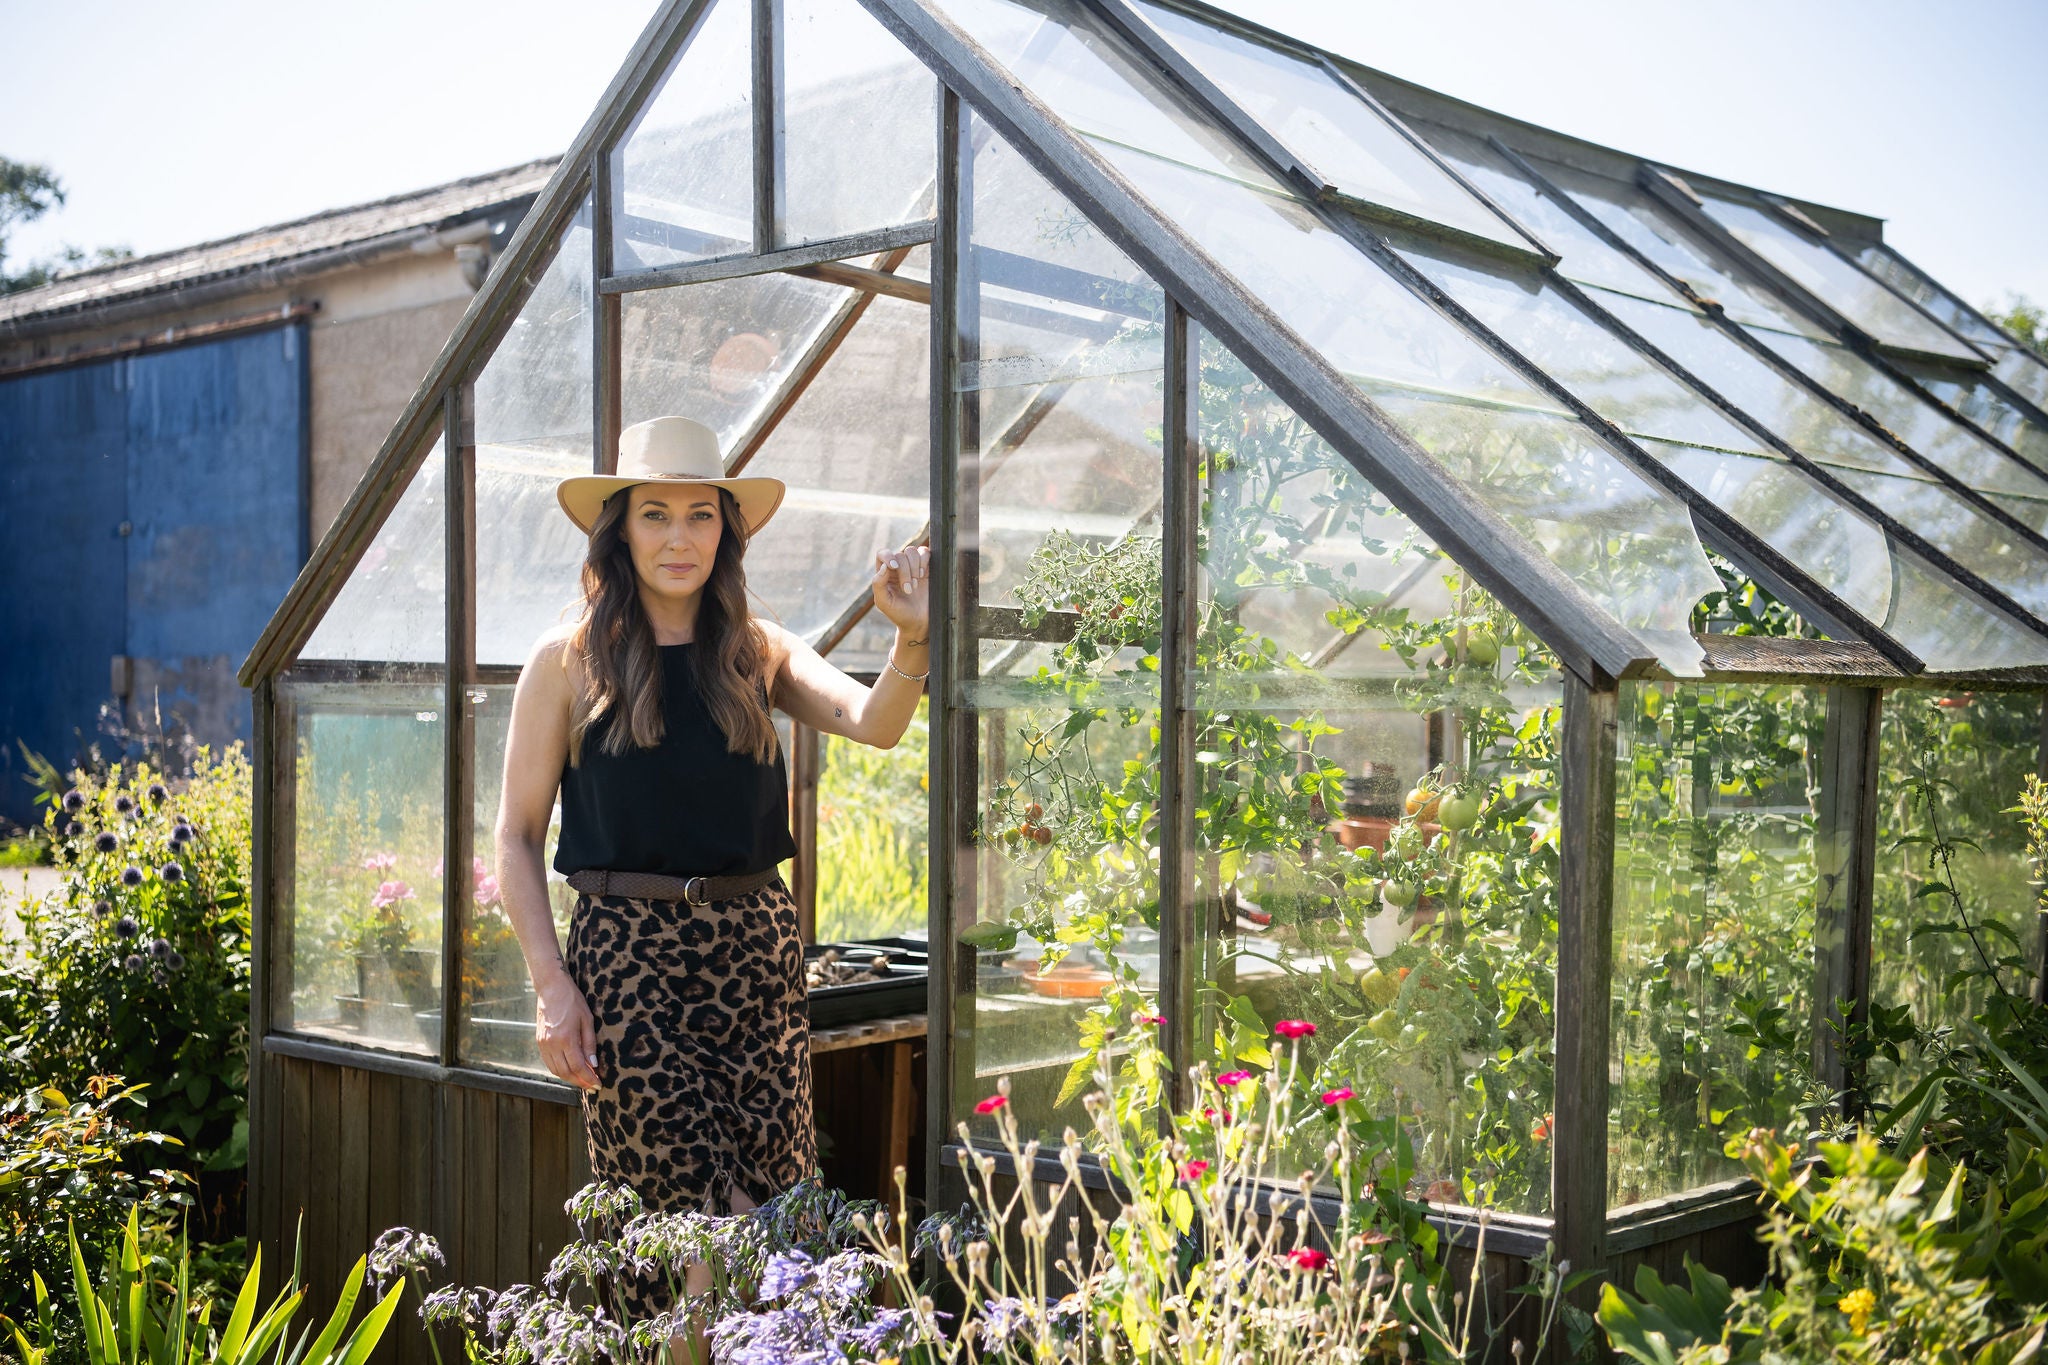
[
  {"x1": 0, "y1": 749, "x2": 252, "y2": 1231},
  {"x1": 0, "y1": 1078, "x2": 189, "y2": 1345}
]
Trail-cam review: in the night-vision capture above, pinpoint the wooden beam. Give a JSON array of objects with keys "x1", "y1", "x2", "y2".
[
  {"x1": 1157, "y1": 301, "x2": 1198, "y2": 1109},
  {"x1": 791, "y1": 721, "x2": 820, "y2": 941},
  {"x1": 441, "y1": 390, "x2": 475, "y2": 1067},
  {"x1": 1553, "y1": 675, "x2": 1619, "y2": 1293},
  {"x1": 785, "y1": 260, "x2": 933, "y2": 304},
  {"x1": 598, "y1": 221, "x2": 936, "y2": 295}
]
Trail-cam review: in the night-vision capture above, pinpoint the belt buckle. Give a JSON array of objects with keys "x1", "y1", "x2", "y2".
[{"x1": 683, "y1": 876, "x2": 710, "y2": 906}]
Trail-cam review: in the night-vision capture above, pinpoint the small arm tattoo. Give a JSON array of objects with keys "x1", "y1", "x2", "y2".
[{"x1": 835, "y1": 706, "x2": 843, "y2": 718}]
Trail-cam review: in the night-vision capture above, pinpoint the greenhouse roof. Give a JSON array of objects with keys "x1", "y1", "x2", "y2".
[{"x1": 243, "y1": 0, "x2": 2048, "y2": 691}]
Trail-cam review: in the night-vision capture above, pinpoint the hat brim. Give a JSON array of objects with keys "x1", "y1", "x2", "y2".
[{"x1": 557, "y1": 473, "x2": 787, "y2": 537}]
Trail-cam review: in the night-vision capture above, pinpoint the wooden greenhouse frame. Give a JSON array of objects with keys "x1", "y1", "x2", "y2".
[{"x1": 240, "y1": 0, "x2": 2048, "y2": 1350}]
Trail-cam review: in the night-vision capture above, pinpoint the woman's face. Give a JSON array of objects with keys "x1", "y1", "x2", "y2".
[{"x1": 621, "y1": 483, "x2": 724, "y2": 602}]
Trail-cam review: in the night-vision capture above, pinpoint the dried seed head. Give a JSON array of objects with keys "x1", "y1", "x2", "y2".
[{"x1": 997, "y1": 1076, "x2": 1012, "y2": 1097}]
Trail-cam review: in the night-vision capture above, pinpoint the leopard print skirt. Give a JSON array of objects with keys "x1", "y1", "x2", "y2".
[{"x1": 566, "y1": 878, "x2": 815, "y2": 1310}]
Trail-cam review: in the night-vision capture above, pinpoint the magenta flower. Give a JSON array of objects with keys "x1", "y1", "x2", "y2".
[
  {"x1": 1216, "y1": 1070, "x2": 1252, "y2": 1087},
  {"x1": 1286, "y1": 1247, "x2": 1330, "y2": 1272},
  {"x1": 1181, "y1": 1159, "x2": 1210, "y2": 1181},
  {"x1": 371, "y1": 880, "x2": 415, "y2": 910},
  {"x1": 1138, "y1": 1014, "x2": 1166, "y2": 1026},
  {"x1": 974, "y1": 1095, "x2": 1008, "y2": 1115},
  {"x1": 363, "y1": 853, "x2": 398, "y2": 872},
  {"x1": 1274, "y1": 1019, "x2": 1317, "y2": 1039},
  {"x1": 1321, "y1": 1087, "x2": 1355, "y2": 1105}
]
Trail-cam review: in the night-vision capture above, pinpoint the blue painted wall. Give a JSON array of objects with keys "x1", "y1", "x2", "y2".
[{"x1": 0, "y1": 323, "x2": 306, "y2": 825}]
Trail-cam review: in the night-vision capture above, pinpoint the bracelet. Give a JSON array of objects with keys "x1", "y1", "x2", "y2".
[{"x1": 888, "y1": 654, "x2": 930, "y2": 683}]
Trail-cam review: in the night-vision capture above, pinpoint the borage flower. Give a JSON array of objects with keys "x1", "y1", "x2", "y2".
[
  {"x1": 1286, "y1": 1247, "x2": 1330, "y2": 1272},
  {"x1": 974, "y1": 1094, "x2": 1008, "y2": 1116},
  {"x1": 1274, "y1": 1019, "x2": 1316, "y2": 1039},
  {"x1": 1321, "y1": 1087, "x2": 1355, "y2": 1105}
]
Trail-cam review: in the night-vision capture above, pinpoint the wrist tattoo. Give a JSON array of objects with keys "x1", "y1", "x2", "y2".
[{"x1": 903, "y1": 636, "x2": 929, "y2": 648}]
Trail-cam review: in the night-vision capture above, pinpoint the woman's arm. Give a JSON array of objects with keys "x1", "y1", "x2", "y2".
[
  {"x1": 494, "y1": 631, "x2": 600, "y2": 1091},
  {"x1": 769, "y1": 546, "x2": 931, "y2": 749}
]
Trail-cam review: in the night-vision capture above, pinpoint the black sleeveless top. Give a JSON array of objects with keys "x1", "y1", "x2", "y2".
[{"x1": 553, "y1": 643, "x2": 796, "y2": 878}]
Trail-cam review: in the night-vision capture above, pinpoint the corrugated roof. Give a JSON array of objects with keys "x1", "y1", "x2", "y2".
[{"x1": 0, "y1": 157, "x2": 562, "y2": 326}]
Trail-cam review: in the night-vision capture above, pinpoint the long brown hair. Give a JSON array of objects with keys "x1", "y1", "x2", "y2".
[{"x1": 566, "y1": 485, "x2": 777, "y2": 765}]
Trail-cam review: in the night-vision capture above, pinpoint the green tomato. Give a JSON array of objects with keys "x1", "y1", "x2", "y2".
[
  {"x1": 1948, "y1": 721, "x2": 1975, "y2": 744},
  {"x1": 1463, "y1": 630, "x2": 1499, "y2": 666},
  {"x1": 1357, "y1": 967, "x2": 1399, "y2": 1009},
  {"x1": 1367, "y1": 1009, "x2": 1401, "y2": 1042},
  {"x1": 1437, "y1": 791, "x2": 1482, "y2": 832},
  {"x1": 1381, "y1": 879, "x2": 1418, "y2": 909}
]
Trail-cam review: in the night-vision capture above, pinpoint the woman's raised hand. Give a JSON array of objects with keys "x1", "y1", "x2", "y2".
[
  {"x1": 535, "y1": 967, "x2": 601, "y2": 1091},
  {"x1": 871, "y1": 545, "x2": 932, "y2": 636}
]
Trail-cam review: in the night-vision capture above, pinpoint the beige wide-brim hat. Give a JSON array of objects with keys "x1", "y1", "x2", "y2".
[{"x1": 556, "y1": 416, "x2": 786, "y2": 536}]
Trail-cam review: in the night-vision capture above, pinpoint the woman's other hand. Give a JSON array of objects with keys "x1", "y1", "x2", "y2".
[
  {"x1": 870, "y1": 545, "x2": 931, "y2": 636},
  {"x1": 535, "y1": 965, "x2": 601, "y2": 1091}
]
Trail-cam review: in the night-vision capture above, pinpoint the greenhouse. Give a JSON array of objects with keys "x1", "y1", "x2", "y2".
[{"x1": 238, "y1": 0, "x2": 2048, "y2": 1343}]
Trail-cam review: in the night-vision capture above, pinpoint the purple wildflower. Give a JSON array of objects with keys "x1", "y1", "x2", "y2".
[
  {"x1": 94, "y1": 831, "x2": 119, "y2": 853},
  {"x1": 123, "y1": 953, "x2": 145, "y2": 973},
  {"x1": 64, "y1": 822, "x2": 83, "y2": 838},
  {"x1": 91, "y1": 900, "x2": 111, "y2": 918},
  {"x1": 165, "y1": 949, "x2": 185, "y2": 971},
  {"x1": 114, "y1": 794, "x2": 134, "y2": 814},
  {"x1": 161, "y1": 862, "x2": 185, "y2": 884},
  {"x1": 120, "y1": 866, "x2": 143, "y2": 887},
  {"x1": 757, "y1": 1249, "x2": 817, "y2": 1302},
  {"x1": 149, "y1": 937, "x2": 172, "y2": 959},
  {"x1": 115, "y1": 915, "x2": 139, "y2": 938},
  {"x1": 147, "y1": 783, "x2": 168, "y2": 805},
  {"x1": 62, "y1": 790, "x2": 85, "y2": 813}
]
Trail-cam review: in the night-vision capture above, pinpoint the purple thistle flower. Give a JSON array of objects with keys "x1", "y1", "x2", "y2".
[
  {"x1": 147, "y1": 783, "x2": 169, "y2": 805},
  {"x1": 115, "y1": 916, "x2": 139, "y2": 938},
  {"x1": 149, "y1": 937, "x2": 172, "y2": 959},
  {"x1": 120, "y1": 866, "x2": 143, "y2": 887},
  {"x1": 91, "y1": 900, "x2": 111, "y2": 918},
  {"x1": 161, "y1": 862, "x2": 185, "y2": 884},
  {"x1": 62, "y1": 789, "x2": 85, "y2": 813},
  {"x1": 165, "y1": 949, "x2": 186, "y2": 971},
  {"x1": 94, "y1": 831, "x2": 119, "y2": 853},
  {"x1": 169, "y1": 825, "x2": 192, "y2": 847},
  {"x1": 114, "y1": 794, "x2": 134, "y2": 814},
  {"x1": 123, "y1": 953, "x2": 145, "y2": 973},
  {"x1": 64, "y1": 822, "x2": 84, "y2": 838}
]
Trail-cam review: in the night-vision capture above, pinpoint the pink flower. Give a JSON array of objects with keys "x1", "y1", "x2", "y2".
[
  {"x1": 474, "y1": 875, "x2": 502, "y2": 907},
  {"x1": 362, "y1": 853, "x2": 397, "y2": 872},
  {"x1": 1138, "y1": 1014, "x2": 1166, "y2": 1026},
  {"x1": 371, "y1": 880, "x2": 414, "y2": 910},
  {"x1": 1181, "y1": 1159, "x2": 1210, "y2": 1181},
  {"x1": 1321, "y1": 1087, "x2": 1355, "y2": 1105},
  {"x1": 1274, "y1": 1019, "x2": 1317, "y2": 1039},
  {"x1": 1202, "y1": 1106, "x2": 1232, "y2": 1126},
  {"x1": 1216, "y1": 1070, "x2": 1252, "y2": 1087},
  {"x1": 432, "y1": 857, "x2": 443, "y2": 879},
  {"x1": 473, "y1": 854, "x2": 489, "y2": 876},
  {"x1": 974, "y1": 1095, "x2": 1008, "y2": 1115},
  {"x1": 1286, "y1": 1247, "x2": 1329, "y2": 1272}
]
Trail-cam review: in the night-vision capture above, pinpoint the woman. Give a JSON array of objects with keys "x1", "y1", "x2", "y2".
[{"x1": 493, "y1": 415, "x2": 929, "y2": 1333}]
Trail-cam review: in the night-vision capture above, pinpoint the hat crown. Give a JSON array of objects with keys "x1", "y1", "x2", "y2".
[{"x1": 617, "y1": 416, "x2": 723, "y2": 480}]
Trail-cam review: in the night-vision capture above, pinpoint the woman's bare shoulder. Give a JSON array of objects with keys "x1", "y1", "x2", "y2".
[{"x1": 524, "y1": 626, "x2": 583, "y2": 695}]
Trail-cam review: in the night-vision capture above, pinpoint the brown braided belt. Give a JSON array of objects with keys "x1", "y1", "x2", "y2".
[{"x1": 566, "y1": 866, "x2": 780, "y2": 907}]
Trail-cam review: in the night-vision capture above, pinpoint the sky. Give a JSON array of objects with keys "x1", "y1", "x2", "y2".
[{"x1": 4, "y1": 0, "x2": 2044, "y2": 314}]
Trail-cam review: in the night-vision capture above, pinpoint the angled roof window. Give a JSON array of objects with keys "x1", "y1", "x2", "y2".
[
  {"x1": 1124, "y1": 2, "x2": 1541, "y2": 257},
  {"x1": 1854, "y1": 242, "x2": 2017, "y2": 352},
  {"x1": 1692, "y1": 190, "x2": 1983, "y2": 363},
  {"x1": 929, "y1": 0, "x2": 1721, "y2": 640}
]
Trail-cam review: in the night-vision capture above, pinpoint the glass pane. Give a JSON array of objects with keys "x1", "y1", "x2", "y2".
[
  {"x1": 815, "y1": 697, "x2": 929, "y2": 942},
  {"x1": 462, "y1": 684, "x2": 575, "y2": 1071},
  {"x1": 1418, "y1": 126, "x2": 1688, "y2": 306},
  {"x1": 1871, "y1": 691, "x2": 2045, "y2": 1085},
  {"x1": 1853, "y1": 243, "x2": 2012, "y2": 349},
  {"x1": 302, "y1": 437, "x2": 447, "y2": 663},
  {"x1": 1128, "y1": 2, "x2": 1528, "y2": 251},
  {"x1": 1884, "y1": 544, "x2": 2048, "y2": 672},
  {"x1": 1694, "y1": 193, "x2": 1979, "y2": 362},
  {"x1": 953, "y1": 117, "x2": 1163, "y2": 1147},
  {"x1": 743, "y1": 291, "x2": 931, "y2": 670},
  {"x1": 1994, "y1": 348, "x2": 2048, "y2": 413},
  {"x1": 1742, "y1": 328, "x2": 2048, "y2": 508},
  {"x1": 1401, "y1": 248, "x2": 1767, "y2": 456},
  {"x1": 1545, "y1": 163, "x2": 1833, "y2": 341},
  {"x1": 281, "y1": 676, "x2": 446, "y2": 1055},
  {"x1": 474, "y1": 206, "x2": 596, "y2": 666},
  {"x1": 778, "y1": 0, "x2": 937, "y2": 246},
  {"x1": 1189, "y1": 326, "x2": 1561, "y2": 1214},
  {"x1": 1827, "y1": 466, "x2": 2048, "y2": 618},
  {"x1": 1906, "y1": 364, "x2": 2048, "y2": 478},
  {"x1": 1610, "y1": 681, "x2": 1824, "y2": 1206},
  {"x1": 620, "y1": 270, "x2": 853, "y2": 450},
  {"x1": 611, "y1": 0, "x2": 753, "y2": 272},
  {"x1": 1631, "y1": 438, "x2": 1892, "y2": 627}
]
